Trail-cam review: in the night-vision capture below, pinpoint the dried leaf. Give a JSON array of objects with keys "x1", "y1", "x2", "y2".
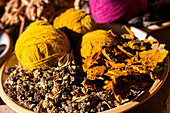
[
  {"x1": 102, "y1": 49, "x2": 112, "y2": 61},
  {"x1": 117, "y1": 45, "x2": 134, "y2": 57},
  {"x1": 82, "y1": 50, "x2": 102, "y2": 71},
  {"x1": 105, "y1": 60, "x2": 125, "y2": 69},
  {"x1": 139, "y1": 49, "x2": 168, "y2": 67},
  {"x1": 86, "y1": 66, "x2": 106, "y2": 80},
  {"x1": 122, "y1": 25, "x2": 136, "y2": 40},
  {"x1": 103, "y1": 80, "x2": 114, "y2": 91},
  {"x1": 123, "y1": 39, "x2": 147, "y2": 51},
  {"x1": 143, "y1": 39, "x2": 157, "y2": 44},
  {"x1": 82, "y1": 78, "x2": 96, "y2": 90},
  {"x1": 108, "y1": 29, "x2": 127, "y2": 44}
]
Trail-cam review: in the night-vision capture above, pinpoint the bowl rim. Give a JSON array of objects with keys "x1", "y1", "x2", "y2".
[
  {"x1": 0, "y1": 30, "x2": 13, "y2": 65},
  {"x1": 0, "y1": 24, "x2": 169, "y2": 113},
  {"x1": 0, "y1": 52, "x2": 34, "y2": 113}
]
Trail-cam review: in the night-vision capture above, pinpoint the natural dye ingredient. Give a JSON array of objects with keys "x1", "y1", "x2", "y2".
[{"x1": 82, "y1": 27, "x2": 168, "y2": 103}]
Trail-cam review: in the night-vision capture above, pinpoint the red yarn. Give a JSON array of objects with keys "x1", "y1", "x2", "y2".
[{"x1": 89, "y1": 0, "x2": 147, "y2": 23}]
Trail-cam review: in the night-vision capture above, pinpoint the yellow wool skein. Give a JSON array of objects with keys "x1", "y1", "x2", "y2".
[
  {"x1": 80, "y1": 30, "x2": 117, "y2": 60},
  {"x1": 15, "y1": 21, "x2": 70, "y2": 71},
  {"x1": 26, "y1": 20, "x2": 51, "y2": 29},
  {"x1": 53, "y1": 8, "x2": 97, "y2": 35}
]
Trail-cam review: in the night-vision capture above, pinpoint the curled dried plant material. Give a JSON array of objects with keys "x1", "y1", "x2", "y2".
[
  {"x1": 105, "y1": 60, "x2": 125, "y2": 69},
  {"x1": 117, "y1": 45, "x2": 134, "y2": 57},
  {"x1": 139, "y1": 49, "x2": 168, "y2": 67},
  {"x1": 82, "y1": 50, "x2": 103, "y2": 72},
  {"x1": 86, "y1": 66, "x2": 106, "y2": 80},
  {"x1": 81, "y1": 26, "x2": 168, "y2": 103},
  {"x1": 122, "y1": 25, "x2": 136, "y2": 40}
]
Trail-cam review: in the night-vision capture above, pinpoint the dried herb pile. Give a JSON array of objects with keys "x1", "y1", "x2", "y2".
[
  {"x1": 3, "y1": 25, "x2": 169, "y2": 113},
  {"x1": 4, "y1": 55, "x2": 117, "y2": 113}
]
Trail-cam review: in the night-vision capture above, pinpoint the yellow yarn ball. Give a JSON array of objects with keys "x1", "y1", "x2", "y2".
[
  {"x1": 27, "y1": 20, "x2": 50, "y2": 29},
  {"x1": 15, "y1": 21, "x2": 70, "y2": 71},
  {"x1": 80, "y1": 30, "x2": 116, "y2": 60},
  {"x1": 53, "y1": 8, "x2": 97, "y2": 35}
]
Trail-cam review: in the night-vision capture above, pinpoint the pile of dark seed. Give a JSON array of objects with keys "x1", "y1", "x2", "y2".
[{"x1": 4, "y1": 64, "x2": 124, "y2": 113}]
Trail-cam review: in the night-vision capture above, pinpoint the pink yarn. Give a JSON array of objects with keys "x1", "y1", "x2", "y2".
[{"x1": 89, "y1": 0, "x2": 147, "y2": 23}]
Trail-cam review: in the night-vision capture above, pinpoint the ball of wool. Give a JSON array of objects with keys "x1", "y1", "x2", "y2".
[
  {"x1": 89, "y1": 0, "x2": 147, "y2": 23},
  {"x1": 27, "y1": 20, "x2": 51, "y2": 29},
  {"x1": 53, "y1": 8, "x2": 97, "y2": 34},
  {"x1": 15, "y1": 21, "x2": 70, "y2": 71},
  {"x1": 80, "y1": 30, "x2": 116, "y2": 59}
]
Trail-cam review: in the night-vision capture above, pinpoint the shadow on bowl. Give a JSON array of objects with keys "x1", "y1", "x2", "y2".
[{"x1": 0, "y1": 30, "x2": 13, "y2": 66}]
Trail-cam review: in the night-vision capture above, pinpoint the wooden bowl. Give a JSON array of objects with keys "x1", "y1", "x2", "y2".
[
  {"x1": 0, "y1": 30, "x2": 13, "y2": 66},
  {"x1": 0, "y1": 24, "x2": 169, "y2": 113}
]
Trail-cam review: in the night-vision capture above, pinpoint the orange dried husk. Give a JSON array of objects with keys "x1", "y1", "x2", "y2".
[
  {"x1": 105, "y1": 60, "x2": 125, "y2": 69},
  {"x1": 122, "y1": 25, "x2": 136, "y2": 39},
  {"x1": 82, "y1": 50, "x2": 103, "y2": 72},
  {"x1": 106, "y1": 70, "x2": 128, "y2": 77},
  {"x1": 117, "y1": 45, "x2": 134, "y2": 57},
  {"x1": 103, "y1": 80, "x2": 115, "y2": 91},
  {"x1": 86, "y1": 66, "x2": 106, "y2": 80},
  {"x1": 139, "y1": 49, "x2": 168, "y2": 67}
]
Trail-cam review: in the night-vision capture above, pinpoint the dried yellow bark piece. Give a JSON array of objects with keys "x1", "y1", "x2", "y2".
[{"x1": 139, "y1": 49, "x2": 168, "y2": 67}]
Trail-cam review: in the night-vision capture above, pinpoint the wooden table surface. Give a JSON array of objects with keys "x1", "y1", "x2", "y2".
[{"x1": 0, "y1": 27, "x2": 170, "y2": 113}]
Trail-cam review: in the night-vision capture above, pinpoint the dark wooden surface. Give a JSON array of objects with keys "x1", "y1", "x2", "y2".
[{"x1": 0, "y1": 27, "x2": 170, "y2": 113}]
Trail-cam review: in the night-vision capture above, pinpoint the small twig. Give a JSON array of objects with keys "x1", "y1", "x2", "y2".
[
  {"x1": 25, "y1": 0, "x2": 34, "y2": 19},
  {"x1": 102, "y1": 101, "x2": 112, "y2": 109},
  {"x1": 5, "y1": 4, "x2": 25, "y2": 26},
  {"x1": 19, "y1": 16, "x2": 25, "y2": 36}
]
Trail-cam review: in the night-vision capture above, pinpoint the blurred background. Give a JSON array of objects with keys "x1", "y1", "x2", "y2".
[{"x1": 0, "y1": 0, "x2": 169, "y2": 45}]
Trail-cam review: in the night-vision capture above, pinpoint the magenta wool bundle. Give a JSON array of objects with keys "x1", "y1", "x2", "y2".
[{"x1": 89, "y1": 0, "x2": 147, "y2": 23}]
